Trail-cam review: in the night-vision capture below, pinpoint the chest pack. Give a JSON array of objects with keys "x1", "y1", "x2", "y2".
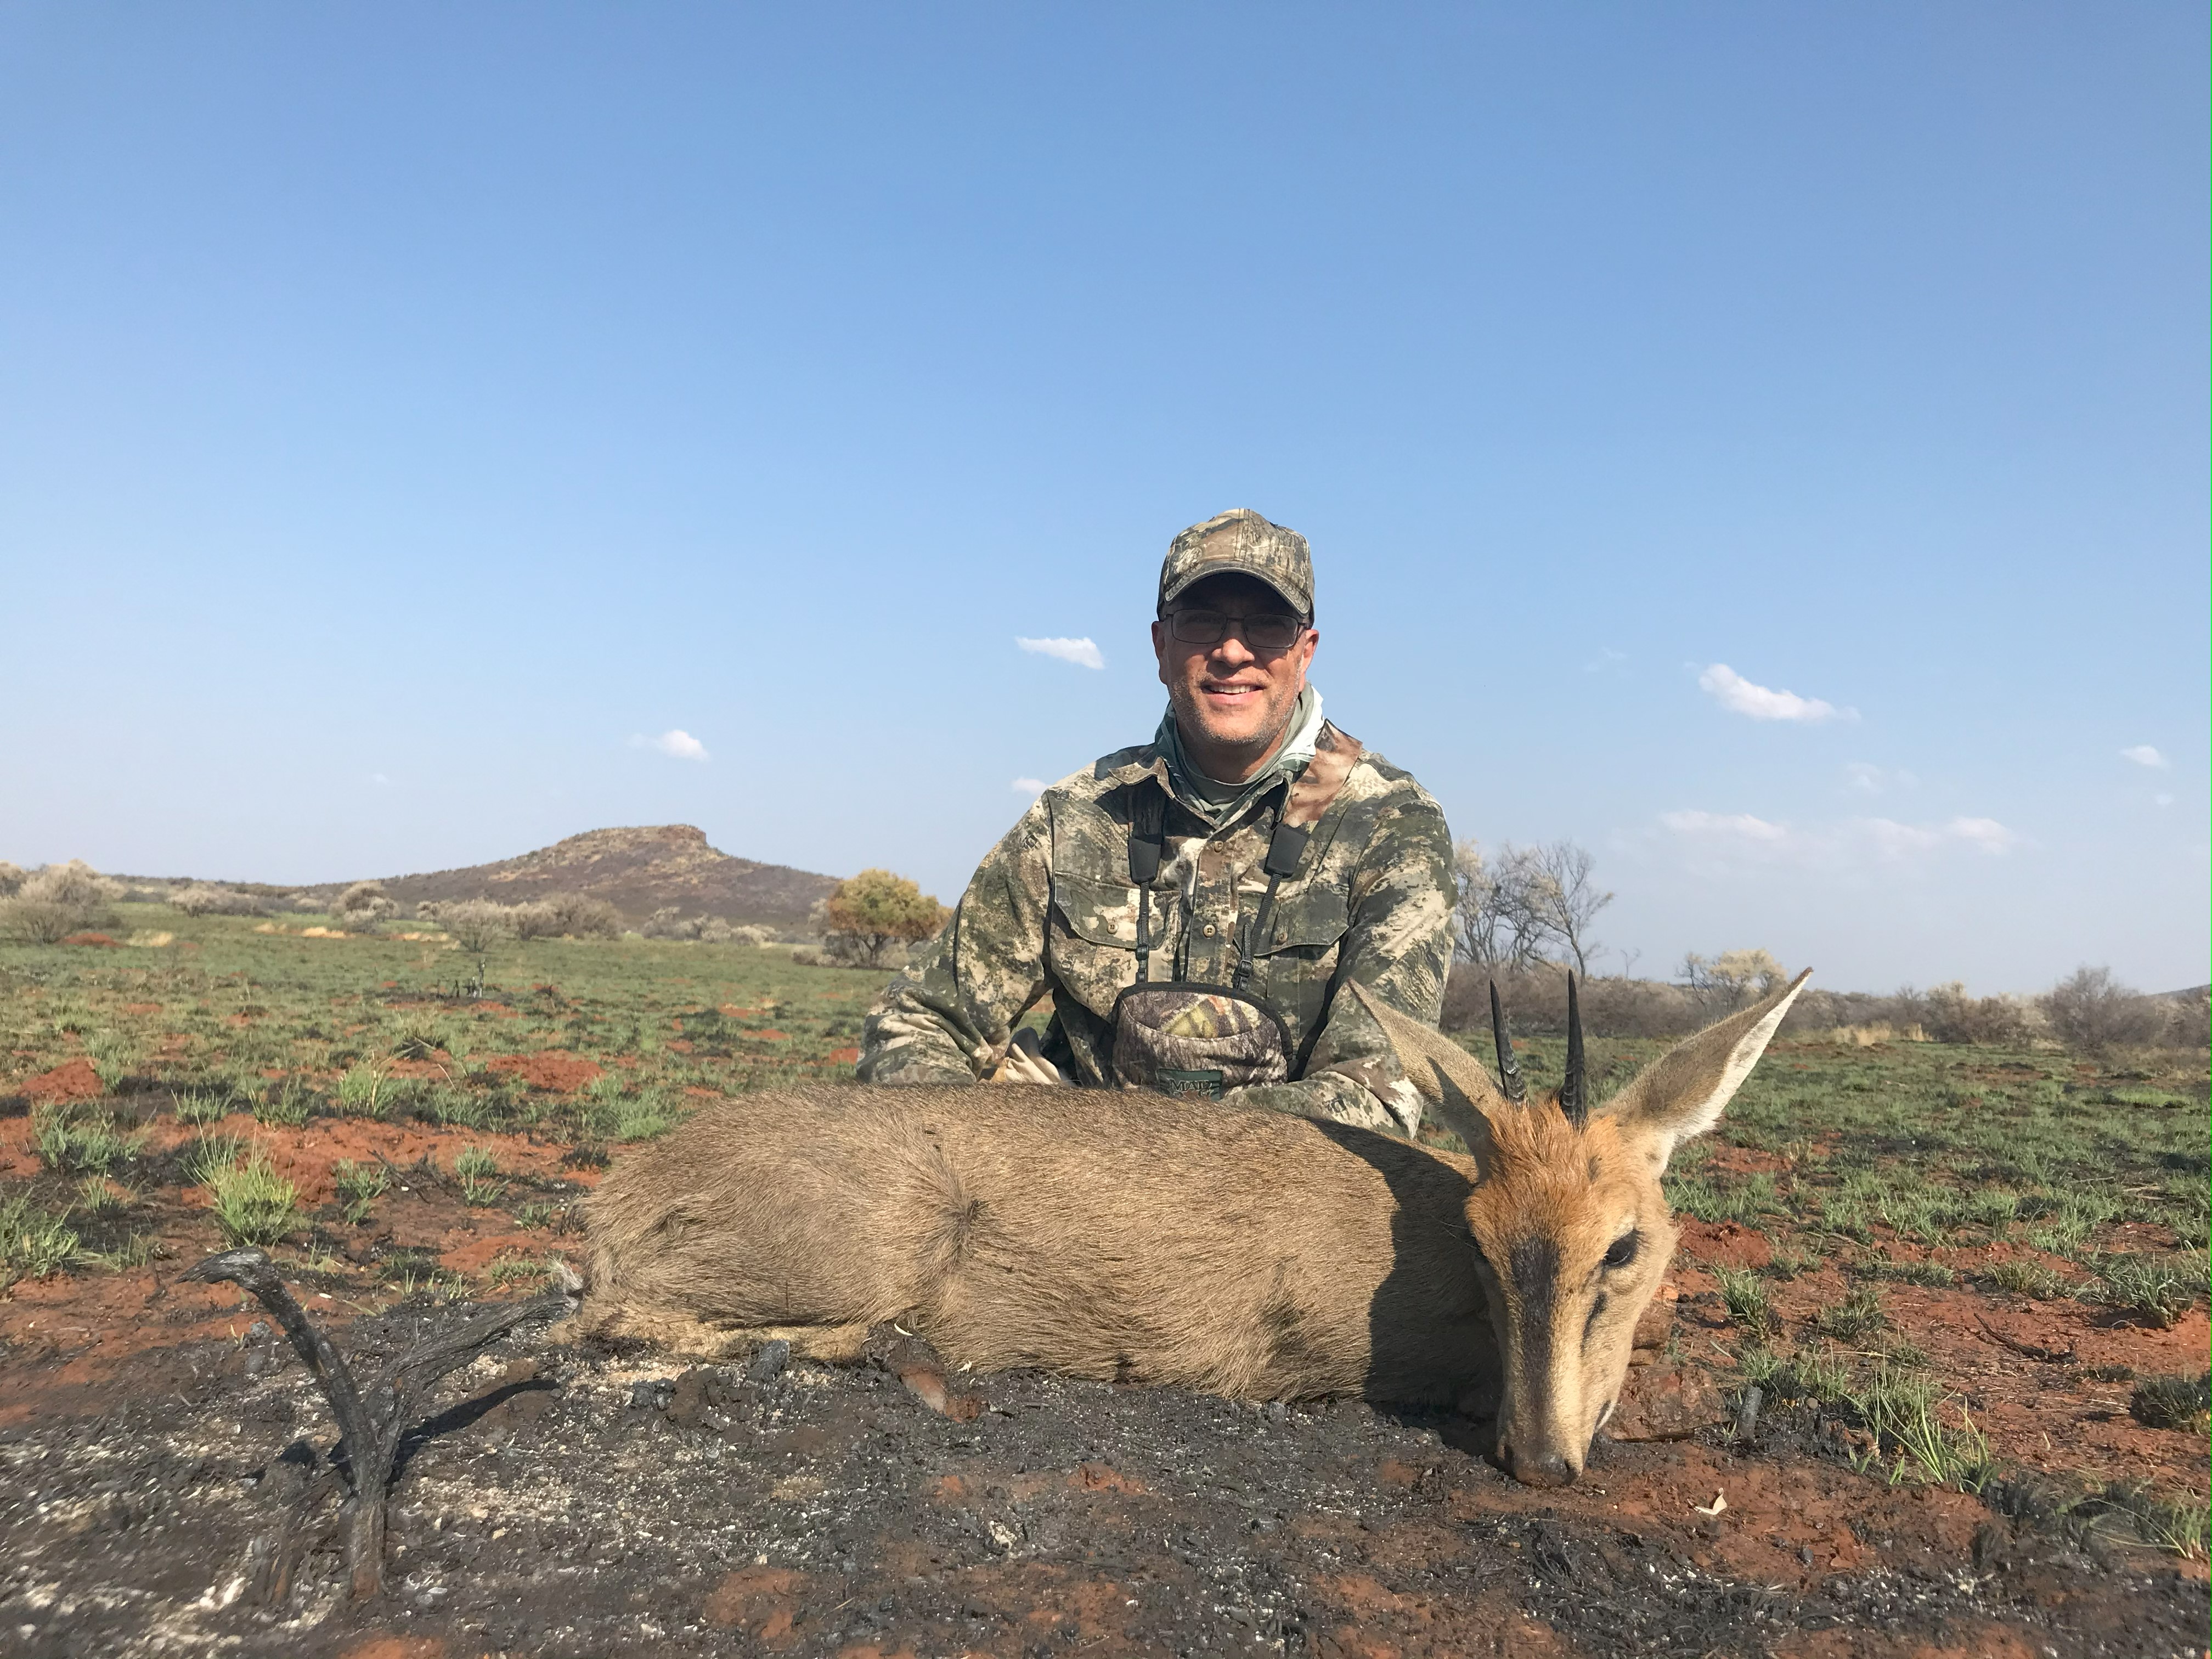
[{"x1": 1109, "y1": 724, "x2": 1364, "y2": 1099}]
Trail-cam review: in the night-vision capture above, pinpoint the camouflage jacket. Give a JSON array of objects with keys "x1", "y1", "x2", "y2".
[{"x1": 859, "y1": 721, "x2": 1456, "y2": 1133}]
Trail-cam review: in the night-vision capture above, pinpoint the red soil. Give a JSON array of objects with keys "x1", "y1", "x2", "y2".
[
  {"x1": 484, "y1": 1051, "x2": 603, "y2": 1092},
  {"x1": 15, "y1": 1057, "x2": 104, "y2": 1103}
]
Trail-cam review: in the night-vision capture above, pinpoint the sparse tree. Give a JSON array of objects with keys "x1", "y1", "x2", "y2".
[
  {"x1": 2042, "y1": 966, "x2": 2164, "y2": 1054},
  {"x1": 1680, "y1": 949, "x2": 1787, "y2": 1013},
  {"x1": 334, "y1": 880, "x2": 397, "y2": 928},
  {"x1": 1450, "y1": 839, "x2": 1614, "y2": 974},
  {"x1": 1523, "y1": 841, "x2": 1613, "y2": 976},
  {"x1": 0, "y1": 861, "x2": 122, "y2": 943},
  {"x1": 822, "y1": 868, "x2": 949, "y2": 969},
  {"x1": 0, "y1": 862, "x2": 25, "y2": 898},
  {"x1": 171, "y1": 884, "x2": 265, "y2": 917},
  {"x1": 435, "y1": 899, "x2": 516, "y2": 954}
]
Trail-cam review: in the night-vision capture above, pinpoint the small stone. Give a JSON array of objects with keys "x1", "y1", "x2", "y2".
[
  {"x1": 1603, "y1": 1363, "x2": 1727, "y2": 1442},
  {"x1": 748, "y1": 1340, "x2": 792, "y2": 1383}
]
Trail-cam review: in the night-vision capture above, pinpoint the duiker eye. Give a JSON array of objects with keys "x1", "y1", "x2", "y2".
[{"x1": 1601, "y1": 1232, "x2": 1640, "y2": 1270}]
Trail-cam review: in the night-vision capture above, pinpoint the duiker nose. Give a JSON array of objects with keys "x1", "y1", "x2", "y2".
[{"x1": 1499, "y1": 1441, "x2": 1578, "y2": 1488}]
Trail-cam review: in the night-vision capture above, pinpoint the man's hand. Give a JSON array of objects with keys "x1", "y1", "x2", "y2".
[{"x1": 986, "y1": 1026, "x2": 1064, "y2": 1086}]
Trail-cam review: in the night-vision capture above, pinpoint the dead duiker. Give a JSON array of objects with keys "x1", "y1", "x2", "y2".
[{"x1": 579, "y1": 970, "x2": 1810, "y2": 1486}]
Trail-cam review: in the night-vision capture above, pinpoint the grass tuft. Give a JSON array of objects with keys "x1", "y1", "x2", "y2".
[
  {"x1": 2091, "y1": 1251, "x2": 2205, "y2": 1329},
  {"x1": 172, "y1": 1088, "x2": 230, "y2": 1126},
  {"x1": 1712, "y1": 1263, "x2": 1775, "y2": 1335},
  {"x1": 205, "y1": 1146, "x2": 301, "y2": 1246},
  {"x1": 453, "y1": 1143, "x2": 504, "y2": 1206},
  {"x1": 2129, "y1": 1373, "x2": 2210, "y2": 1434},
  {"x1": 32, "y1": 1103, "x2": 134, "y2": 1176},
  {"x1": 334, "y1": 1159, "x2": 391, "y2": 1224},
  {"x1": 1815, "y1": 1283, "x2": 1888, "y2": 1340},
  {"x1": 0, "y1": 1195, "x2": 82, "y2": 1284}
]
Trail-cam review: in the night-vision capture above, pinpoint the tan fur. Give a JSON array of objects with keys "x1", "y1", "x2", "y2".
[{"x1": 581, "y1": 972, "x2": 1810, "y2": 1485}]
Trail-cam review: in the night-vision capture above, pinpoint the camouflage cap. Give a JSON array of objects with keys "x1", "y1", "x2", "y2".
[{"x1": 1158, "y1": 509, "x2": 1314, "y2": 620}]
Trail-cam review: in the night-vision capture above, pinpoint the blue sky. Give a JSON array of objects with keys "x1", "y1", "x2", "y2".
[{"x1": 2, "y1": 4, "x2": 2203, "y2": 994}]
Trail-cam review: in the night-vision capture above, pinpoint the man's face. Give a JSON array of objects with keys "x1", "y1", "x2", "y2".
[{"x1": 1151, "y1": 572, "x2": 1319, "y2": 775}]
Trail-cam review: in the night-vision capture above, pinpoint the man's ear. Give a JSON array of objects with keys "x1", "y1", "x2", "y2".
[
  {"x1": 1346, "y1": 981, "x2": 1502, "y2": 1167},
  {"x1": 1597, "y1": 969, "x2": 1813, "y2": 1170}
]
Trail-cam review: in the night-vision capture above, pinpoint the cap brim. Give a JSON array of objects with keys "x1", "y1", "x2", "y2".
[{"x1": 1160, "y1": 558, "x2": 1307, "y2": 616}]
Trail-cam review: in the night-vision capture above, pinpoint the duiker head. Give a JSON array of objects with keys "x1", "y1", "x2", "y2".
[{"x1": 1353, "y1": 969, "x2": 1811, "y2": 1487}]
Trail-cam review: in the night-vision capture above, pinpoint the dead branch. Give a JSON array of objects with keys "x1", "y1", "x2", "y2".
[{"x1": 186, "y1": 1247, "x2": 571, "y2": 1600}]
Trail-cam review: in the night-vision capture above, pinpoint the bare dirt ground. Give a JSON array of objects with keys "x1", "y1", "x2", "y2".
[
  {"x1": 3, "y1": 931, "x2": 2206, "y2": 1655},
  {"x1": 4, "y1": 1254, "x2": 2204, "y2": 1658}
]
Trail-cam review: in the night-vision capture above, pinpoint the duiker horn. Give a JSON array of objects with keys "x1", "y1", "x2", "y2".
[
  {"x1": 1560, "y1": 972, "x2": 1587, "y2": 1127},
  {"x1": 1488, "y1": 980, "x2": 1527, "y2": 1103}
]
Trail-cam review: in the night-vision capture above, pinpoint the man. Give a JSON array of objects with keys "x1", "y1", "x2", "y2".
[{"x1": 859, "y1": 508, "x2": 1455, "y2": 1134}]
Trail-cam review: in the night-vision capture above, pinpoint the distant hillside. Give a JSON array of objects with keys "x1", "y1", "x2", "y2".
[{"x1": 296, "y1": 826, "x2": 840, "y2": 929}]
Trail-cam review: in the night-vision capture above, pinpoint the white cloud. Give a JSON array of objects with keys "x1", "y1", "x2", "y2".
[
  {"x1": 1584, "y1": 646, "x2": 1627, "y2": 674},
  {"x1": 1017, "y1": 636, "x2": 1105, "y2": 670},
  {"x1": 1942, "y1": 817, "x2": 2021, "y2": 855},
  {"x1": 1698, "y1": 663, "x2": 1852, "y2": 723},
  {"x1": 2120, "y1": 744, "x2": 2170, "y2": 769},
  {"x1": 631, "y1": 729, "x2": 710, "y2": 761},
  {"x1": 371, "y1": 773, "x2": 390, "y2": 786},
  {"x1": 1658, "y1": 808, "x2": 2021, "y2": 869},
  {"x1": 1011, "y1": 777, "x2": 1047, "y2": 795},
  {"x1": 1659, "y1": 809, "x2": 1792, "y2": 845}
]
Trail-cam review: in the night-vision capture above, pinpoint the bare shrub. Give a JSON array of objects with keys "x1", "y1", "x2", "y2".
[
  {"x1": 1442, "y1": 962, "x2": 1702, "y2": 1040},
  {"x1": 0, "y1": 862, "x2": 24, "y2": 898},
  {"x1": 433, "y1": 899, "x2": 516, "y2": 953},
  {"x1": 334, "y1": 880, "x2": 397, "y2": 928},
  {"x1": 642, "y1": 906, "x2": 702, "y2": 940},
  {"x1": 2043, "y1": 966, "x2": 2166, "y2": 1054},
  {"x1": 0, "y1": 861, "x2": 123, "y2": 943},
  {"x1": 171, "y1": 884, "x2": 265, "y2": 918},
  {"x1": 1920, "y1": 981, "x2": 2041, "y2": 1047},
  {"x1": 1451, "y1": 839, "x2": 1613, "y2": 974},
  {"x1": 509, "y1": 902, "x2": 562, "y2": 940},
  {"x1": 544, "y1": 893, "x2": 623, "y2": 939},
  {"x1": 1680, "y1": 949, "x2": 1787, "y2": 1016}
]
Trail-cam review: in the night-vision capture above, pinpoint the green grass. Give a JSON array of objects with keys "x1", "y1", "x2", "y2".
[
  {"x1": 205, "y1": 1146, "x2": 300, "y2": 1246},
  {"x1": 2091, "y1": 1252, "x2": 2207, "y2": 1329},
  {"x1": 171, "y1": 1088, "x2": 230, "y2": 1126},
  {"x1": 2130, "y1": 1373, "x2": 2210, "y2": 1433},
  {"x1": 453, "y1": 1143, "x2": 503, "y2": 1206},
  {"x1": 1848, "y1": 1365, "x2": 1994, "y2": 1491},
  {"x1": 0, "y1": 1194, "x2": 81, "y2": 1283},
  {"x1": 1712, "y1": 1263, "x2": 1775, "y2": 1335},
  {"x1": 1814, "y1": 1283, "x2": 1888, "y2": 1341},
  {"x1": 32, "y1": 1103, "x2": 134, "y2": 1176},
  {"x1": 334, "y1": 1159, "x2": 390, "y2": 1224}
]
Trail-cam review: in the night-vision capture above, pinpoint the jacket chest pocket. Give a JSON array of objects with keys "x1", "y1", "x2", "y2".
[
  {"x1": 1047, "y1": 874, "x2": 1144, "y2": 1017},
  {"x1": 1244, "y1": 885, "x2": 1351, "y2": 1033}
]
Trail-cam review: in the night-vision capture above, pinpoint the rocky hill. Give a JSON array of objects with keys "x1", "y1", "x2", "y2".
[{"x1": 295, "y1": 826, "x2": 839, "y2": 929}]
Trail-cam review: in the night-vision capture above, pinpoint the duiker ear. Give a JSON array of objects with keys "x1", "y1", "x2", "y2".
[
  {"x1": 1599, "y1": 969, "x2": 1812, "y2": 1169},
  {"x1": 1346, "y1": 981, "x2": 1503, "y2": 1165}
]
